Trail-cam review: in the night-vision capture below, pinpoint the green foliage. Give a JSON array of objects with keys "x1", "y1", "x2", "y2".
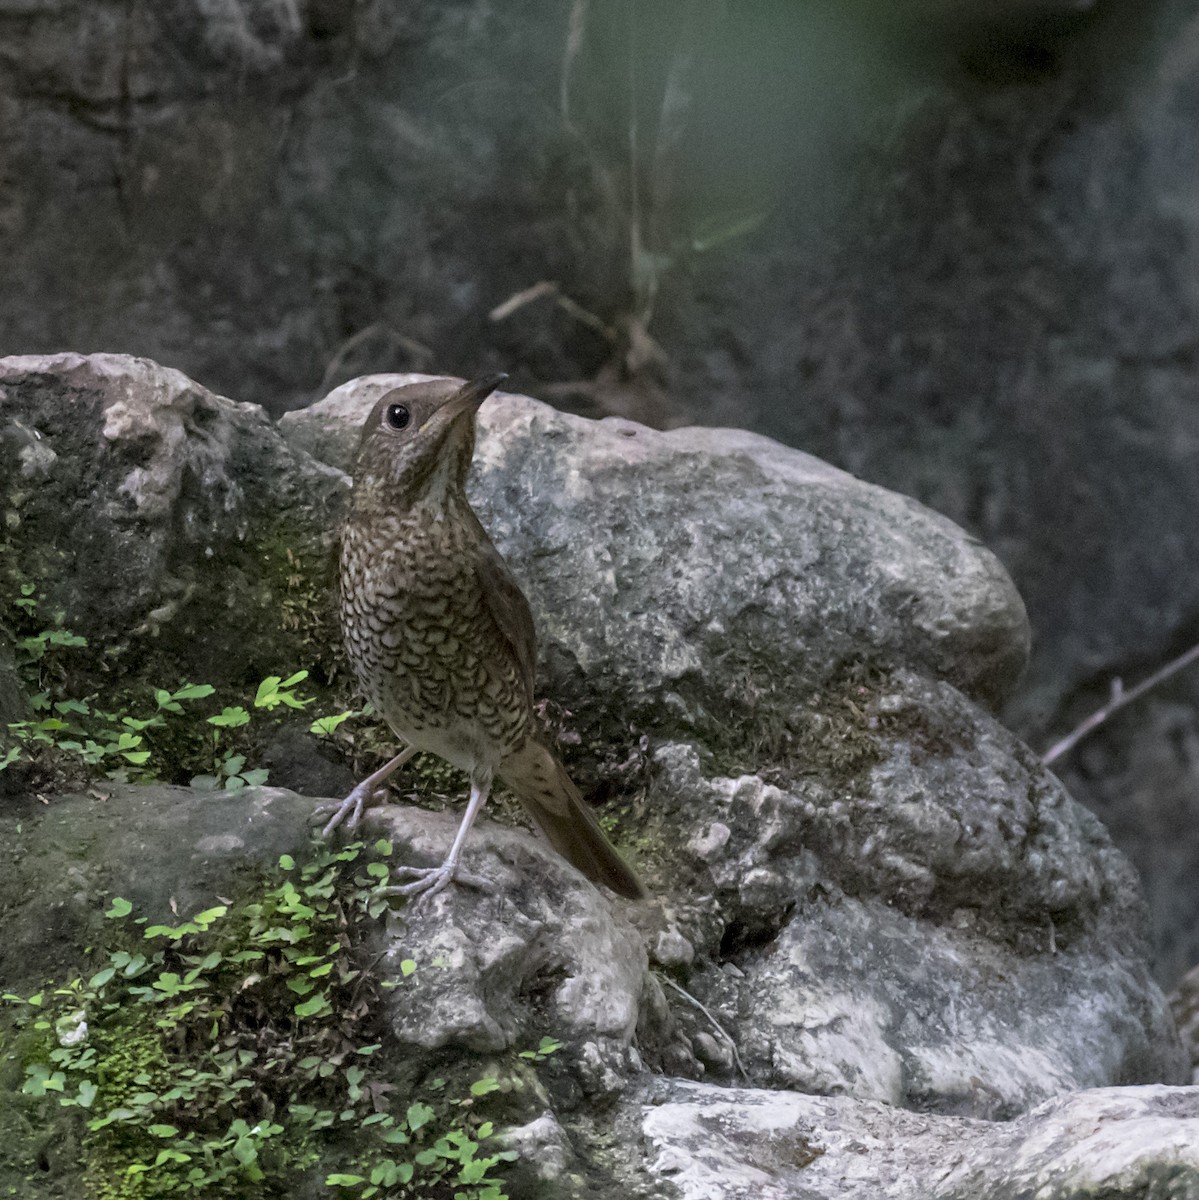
[
  {"x1": 3, "y1": 842, "x2": 518, "y2": 1198},
  {"x1": 310, "y1": 707, "x2": 371, "y2": 738},
  {"x1": 517, "y1": 1037, "x2": 563, "y2": 1064},
  {"x1": 1, "y1": 583, "x2": 362, "y2": 791},
  {"x1": 253, "y1": 673, "x2": 312, "y2": 712}
]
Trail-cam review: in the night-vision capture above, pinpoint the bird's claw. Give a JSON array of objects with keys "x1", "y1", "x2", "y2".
[
  {"x1": 376, "y1": 862, "x2": 494, "y2": 906},
  {"x1": 314, "y1": 783, "x2": 385, "y2": 838}
]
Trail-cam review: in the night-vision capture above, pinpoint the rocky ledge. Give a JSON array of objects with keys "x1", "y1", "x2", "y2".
[{"x1": 0, "y1": 355, "x2": 1191, "y2": 1198}]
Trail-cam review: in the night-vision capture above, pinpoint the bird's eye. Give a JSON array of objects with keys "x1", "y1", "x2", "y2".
[{"x1": 384, "y1": 404, "x2": 411, "y2": 431}]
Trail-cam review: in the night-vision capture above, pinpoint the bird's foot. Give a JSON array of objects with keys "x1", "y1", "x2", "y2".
[
  {"x1": 377, "y1": 861, "x2": 494, "y2": 906},
  {"x1": 314, "y1": 781, "x2": 386, "y2": 838}
]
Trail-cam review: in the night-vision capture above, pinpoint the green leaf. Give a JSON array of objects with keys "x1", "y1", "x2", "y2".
[
  {"x1": 23, "y1": 1065, "x2": 65, "y2": 1095},
  {"x1": 192, "y1": 906, "x2": 227, "y2": 929},
  {"x1": 400, "y1": 959, "x2": 417, "y2": 977},
  {"x1": 89, "y1": 967, "x2": 116, "y2": 989},
  {"x1": 325, "y1": 1175, "x2": 366, "y2": 1187},
  {"x1": 241, "y1": 768, "x2": 270, "y2": 787},
  {"x1": 232, "y1": 1137, "x2": 258, "y2": 1167},
  {"x1": 207, "y1": 706, "x2": 250, "y2": 728},
  {"x1": 459, "y1": 1158, "x2": 489, "y2": 1184},
  {"x1": 406, "y1": 1102, "x2": 435, "y2": 1131},
  {"x1": 76, "y1": 1079, "x2": 98, "y2": 1107},
  {"x1": 294, "y1": 994, "x2": 328, "y2": 1017},
  {"x1": 374, "y1": 839, "x2": 393, "y2": 855},
  {"x1": 105, "y1": 897, "x2": 133, "y2": 919},
  {"x1": 148, "y1": 1123, "x2": 178, "y2": 1137},
  {"x1": 366, "y1": 862, "x2": 389, "y2": 879},
  {"x1": 278, "y1": 854, "x2": 295, "y2": 870},
  {"x1": 310, "y1": 711, "x2": 357, "y2": 736},
  {"x1": 470, "y1": 1077, "x2": 501, "y2": 1097}
]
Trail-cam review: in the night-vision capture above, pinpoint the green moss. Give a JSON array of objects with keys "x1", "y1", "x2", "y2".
[{"x1": 2, "y1": 842, "x2": 526, "y2": 1199}]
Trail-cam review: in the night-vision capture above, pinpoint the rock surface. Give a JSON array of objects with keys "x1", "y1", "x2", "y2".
[
  {"x1": 0, "y1": 353, "x2": 347, "y2": 695},
  {"x1": 643, "y1": 673, "x2": 1187, "y2": 1117},
  {"x1": 0, "y1": 785, "x2": 674, "y2": 1073},
  {"x1": 0, "y1": 354, "x2": 1191, "y2": 1197},
  {"x1": 638, "y1": 1082, "x2": 1199, "y2": 1200},
  {"x1": 282, "y1": 372, "x2": 1031, "y2": 729}
]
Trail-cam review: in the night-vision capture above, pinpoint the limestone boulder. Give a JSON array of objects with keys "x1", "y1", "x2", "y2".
[
  {"x1": 0, "y1": 352, "x2": 347, "y2": 696},
  {"x1": 636, "y1": 1082, "x2": 1199, "y2": 1200},
  {"x1": 643, "y1": 672, "x2": 1187, "y2": 1117},
  {"x1": 281, "y1": 372, "x2": 1031, "y2": 741}
]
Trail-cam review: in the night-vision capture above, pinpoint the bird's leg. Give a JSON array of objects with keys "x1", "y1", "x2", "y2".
[
  {"x1": 318, "y1": 745, "x2": 418, "y2": 837},
  {"x1": 379, "y1": 776, "x2": 494, "y2": 903}
]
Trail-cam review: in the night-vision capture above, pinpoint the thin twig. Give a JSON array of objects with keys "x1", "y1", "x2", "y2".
[
  {"x1": 659, "y1": 974, "x2": 748, "y2": 1080},
  {"x1": 626, "y1": 0, "x2": 643, "y2": 315},
  {"x1": 560, "y1": 0, "x2": 589, "y2": 138},
  {"x1": 316, "y1": 323, "x2": 433, "y2": 397},
  {"x1": 1042, "y1": 640, "x2": 1199, "y2": 765},
  {"x1": 489, "y1": 280, "x2": 617, "y2": 343}
]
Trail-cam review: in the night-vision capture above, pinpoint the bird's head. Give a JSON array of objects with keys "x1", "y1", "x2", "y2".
[{"x1": 350, "y1": 373, "x2": 507, "y2": 509}]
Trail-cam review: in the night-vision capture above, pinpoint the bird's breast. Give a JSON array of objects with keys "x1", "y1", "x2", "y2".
[{"x1": 338, "y1": 508, "x2": 529, "y2": 772}]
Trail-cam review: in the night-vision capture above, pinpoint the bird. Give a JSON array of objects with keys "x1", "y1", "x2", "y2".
[{"x1": 320, "y1": 373, "x2": 647, "y2": 903}]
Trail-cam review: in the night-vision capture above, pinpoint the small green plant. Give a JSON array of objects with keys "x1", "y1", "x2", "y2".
[
  {"x1": 3, "y1": 841, "x2": 519, "y2": 1198},
  {"x1": 311, "y1": 705, "x2": 371, "y2": 738},
  {"x1": 1, "y1": 588, "x2": 364, "y2": 790},
  {"x1": 517, "y1": 1037, "x2": 563, "y2": 1064}
]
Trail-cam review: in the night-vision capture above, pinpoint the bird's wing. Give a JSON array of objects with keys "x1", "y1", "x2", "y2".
[{"x1": 474, "y1": 539, "x2": 538, "y2": 710}]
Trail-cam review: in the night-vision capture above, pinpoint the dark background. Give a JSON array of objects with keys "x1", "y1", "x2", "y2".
[{"x1": 2, "y1": 0, "x2": 1198, "y2": 985}]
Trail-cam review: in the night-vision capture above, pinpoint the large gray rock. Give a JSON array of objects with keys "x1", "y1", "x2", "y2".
[
  {"x1": 4, "y1": 783, "x2": 1191, "y2": 1200},
  {"x1": 0, "y1": 354, "x2": 1190, "y2": 1197},
  {"x1": 644, "y1": 671, "x2": 1187, "y2": 1117},
  {"x1": 282, "y1": 372, "x2": 1031, "y2": 733},
  {"x1": 0, "y1": 783, "x2": 677, "y2": 1113},
  {"x1": 638, "y1": 1082, "x2": 1199, "y2": 1200},
  {"x1": 364, "y1": 805, "x2": 661, "y2": 1082},
  {"x1": 0, "y1": 352, "x2": 347, "y2": 697}
]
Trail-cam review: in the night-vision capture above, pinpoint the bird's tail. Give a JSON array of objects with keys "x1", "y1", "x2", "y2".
[{"x1": 499, "y1": 738, "x2": 648, "y2": 900}]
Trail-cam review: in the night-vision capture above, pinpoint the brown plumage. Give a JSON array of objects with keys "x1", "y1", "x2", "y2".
[{"x1": 322, "y1": 374, "x2": 646, "y2": 902}]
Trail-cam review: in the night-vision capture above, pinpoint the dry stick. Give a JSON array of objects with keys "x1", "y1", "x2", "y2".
[
  {"x1": 560, "y1": 0, "x2": 589, "y2": 137},
  {"x1": 489, "y1": 280, "x2": 618, "y2": 343},
  {"x1": 316, "y1": 324, "x2": 433, "y2": 397},
  {"x1": 1042, "y1": 640, "x2": 1199, "y2": 765},
  {"x1": 659, "y1": 974, "x2": 749, "y2": 1081}
]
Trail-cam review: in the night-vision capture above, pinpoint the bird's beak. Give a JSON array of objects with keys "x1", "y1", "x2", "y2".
[{"x1": 422, "y1": 373, "x2": 508, "y2": 432}]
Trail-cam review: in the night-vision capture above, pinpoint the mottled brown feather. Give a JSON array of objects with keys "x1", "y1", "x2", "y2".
[{"x1": 337, "y1": 375, "x2": 647, "y2": 901}]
